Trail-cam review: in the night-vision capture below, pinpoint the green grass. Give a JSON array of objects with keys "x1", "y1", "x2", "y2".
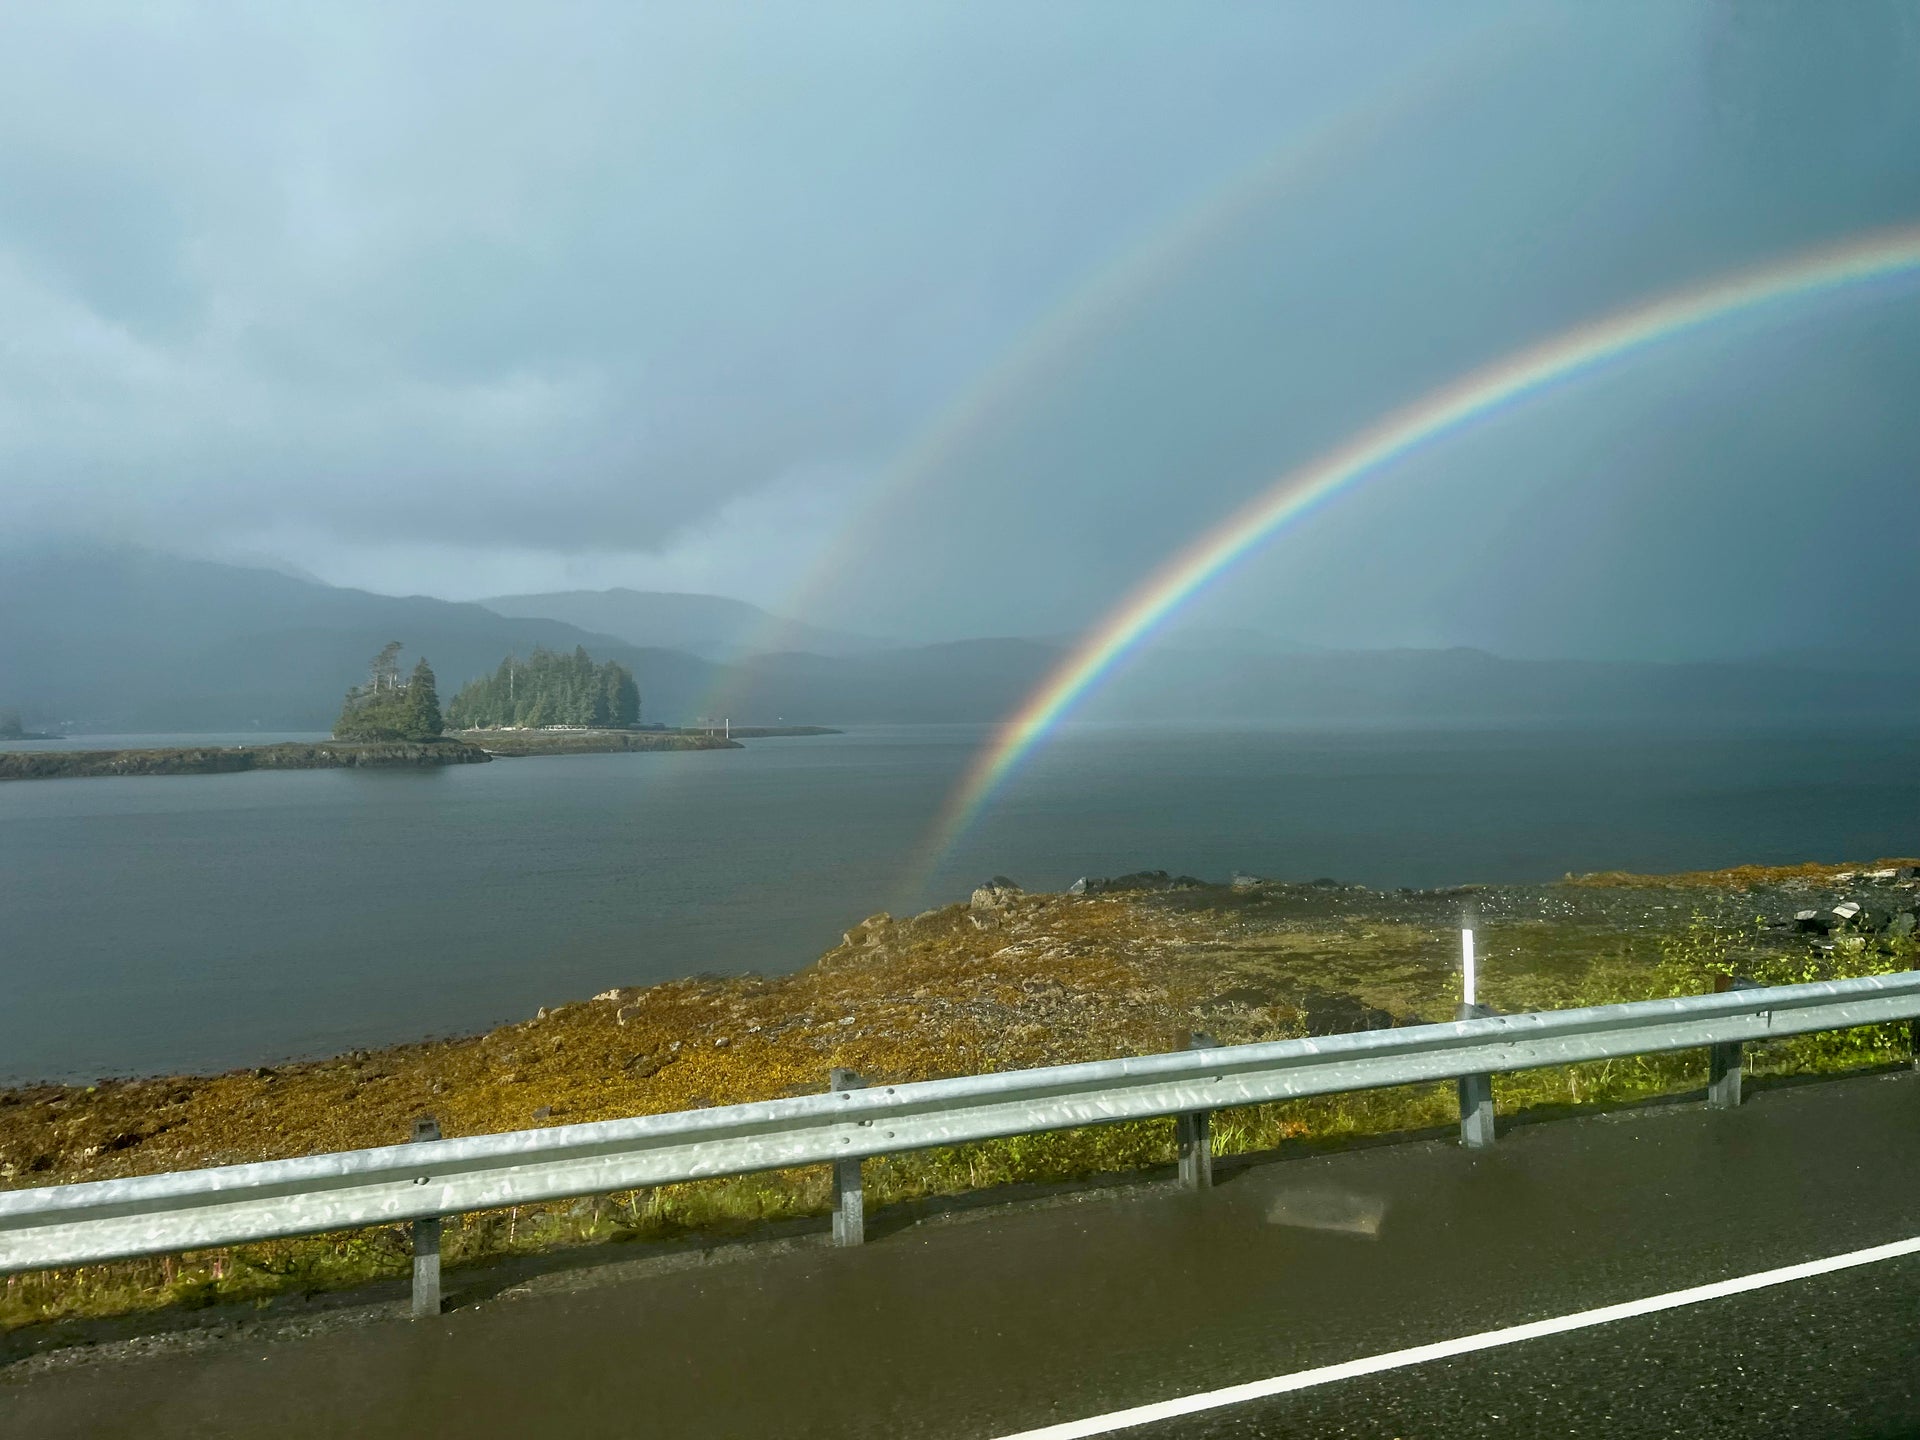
[{"x1": 3, "y1": 913, "x2": 1912, "y2": 1336}]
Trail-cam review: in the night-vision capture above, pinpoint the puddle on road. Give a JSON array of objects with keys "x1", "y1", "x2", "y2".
[{"x1": 1265, "y1": 1186, "x2": 1388, "y2": 1238}]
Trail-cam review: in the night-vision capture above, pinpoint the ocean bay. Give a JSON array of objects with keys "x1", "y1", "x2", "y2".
[{"x1": 3, "y1": 720, "x2": 1917, "y2": 1083}]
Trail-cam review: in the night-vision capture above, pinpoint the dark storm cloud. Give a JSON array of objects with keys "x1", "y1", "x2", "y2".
[
  {"x1": 4, "y1": 2, "x2": 1917, "y2": 659},
  {"x1": 0, "y1": 2, "x2": 1459, "y2": 563}
]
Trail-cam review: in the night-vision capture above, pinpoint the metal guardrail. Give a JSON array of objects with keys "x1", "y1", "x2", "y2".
[{"x1": 4, "y1": 970, "x2": 1919, "y2": 1300}]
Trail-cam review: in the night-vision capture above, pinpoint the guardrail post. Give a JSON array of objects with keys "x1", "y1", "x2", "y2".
[
  {"x1": 409, "y1": 1116, "x2": 442, "y2": 1318},
  {"x1": 1707, "y1": 1040, "x2": 1742, "y2": 1109},
  {"x1": 830, "y1": 1068, "x2": 865, "y2": 1246},
  {"x1": 1455, "y1": 1004, "x2": 1496, "y2": 1148},
  {"x1": 1176, "y1": 1031, "x2": 1215, "y2": 1190},
  {"x1": 1707, "y1": 975, "x2": 1760, "y2": 1108}
]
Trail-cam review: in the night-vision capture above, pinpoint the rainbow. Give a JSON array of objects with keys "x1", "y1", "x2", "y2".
[
  {"x1": 693, "y1": 26, "x2": 1512, "y2": 721},
  {"x1": 916, "y1": 221, "x2": 1920, "y2": 886}
]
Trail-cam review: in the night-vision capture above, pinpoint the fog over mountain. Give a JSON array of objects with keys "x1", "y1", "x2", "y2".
[
  {"x1": 480, "y1": 590, "x2": 887, "y2": 662},
  {"x1": 7, "y1": 546, "x2": 1916, "y2": 734}
]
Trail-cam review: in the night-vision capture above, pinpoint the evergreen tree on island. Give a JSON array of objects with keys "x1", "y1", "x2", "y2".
[
  {"x1": 402, "y1": 657, "x2": 443, "y2": 738},
  {"x1": 445, "y1": 645, "x2": 641, "y2": 729},
  {"x1": 334, "y1": 643, "x2": 445, "y2": 741}
]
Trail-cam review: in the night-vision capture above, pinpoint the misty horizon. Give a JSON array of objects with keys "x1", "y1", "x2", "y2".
[{"x1": 17, "y1": 535, "x2": 1920, "y2": 675}]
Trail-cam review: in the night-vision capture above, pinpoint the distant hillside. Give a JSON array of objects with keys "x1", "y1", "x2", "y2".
[
  {"x1": 481, "y1": 588, "x2": 886, "y2": 660},
  {"x1": 6, "y1": 546, "x2": 1918, "y2": 732},
  {"x1": 0, "y1": 545, "x2": 669, "y2": 731}
]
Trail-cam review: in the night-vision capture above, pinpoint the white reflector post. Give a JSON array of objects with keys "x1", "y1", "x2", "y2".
[{"x1": 1462, "y1": 928, "x2": 1476, "y2": 1007}]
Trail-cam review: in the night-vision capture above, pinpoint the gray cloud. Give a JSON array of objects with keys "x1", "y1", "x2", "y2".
[
  {"x1": 3, "y1": 4, "x2": 1455, "y2": 553},
  {"x1": 4, "y1": 2, "x2": 1917, "y2": 659}
]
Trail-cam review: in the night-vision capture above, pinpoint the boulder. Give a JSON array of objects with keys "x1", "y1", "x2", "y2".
[
  {"x1": 1230, "y1": 871, "x2": 1264, "y2": 891},
  {"x1": 842, "y1": 912, "x2": 893, "y2": 947},
  {"x1": 1794, "y1": 909, "x2": 1830, "y2": 935},
  {"x1": 970, "y1": 877, "x2": 1024, "y2": 911},
  {"x1": 1889, "y1": 911, "x2": 1918, "y2": 940}
]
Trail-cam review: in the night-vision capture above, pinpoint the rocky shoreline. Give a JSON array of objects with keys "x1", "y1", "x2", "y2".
[
  {"x1": 6, "y1": 856, "x2": 1916, "y2": 1175},
  {"x1": 3, "y1": 855, "x2": 1915, "y2": 1332},
  {"x1": 453, "y1": 728, "x2": 741, "y2": 755},
  {"x1": 0, "y1": 724, "x2": 845, "y2": 779},
  {"x1": 0, "y1": 739, "x2": 491, "y2": 783},
  {"x1": 453, "y1": 725, "x2": 840, "y2": 755}
]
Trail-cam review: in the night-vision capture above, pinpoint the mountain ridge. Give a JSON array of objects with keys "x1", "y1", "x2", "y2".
[
  {"x1": 480, "y1": 587, "x2": 887, "y2": 660},
  {"x1": 6, "y1": 546, "x2": 1918, "y2": 732}
]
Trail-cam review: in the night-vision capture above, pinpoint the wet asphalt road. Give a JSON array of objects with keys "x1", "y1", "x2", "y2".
[{"x1": 4, "y1": 1072, "x2": 1920, "y2": 1439}]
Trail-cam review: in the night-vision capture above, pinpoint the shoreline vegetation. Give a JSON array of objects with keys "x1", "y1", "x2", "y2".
[
  {"x1": 446, "y1": 646, "x2": 639, "y2": 731},
  {"x1": 1, "y1": 856, "x2": 1917, "y2": 1336}
]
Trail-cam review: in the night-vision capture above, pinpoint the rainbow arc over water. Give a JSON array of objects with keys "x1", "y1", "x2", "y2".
[
  {"x1": 692, "y1": 28, "x2": 1512, "y2": 724},
  {"x1": 915, "y1": 222, "x2": 1920, "y2": 889}
]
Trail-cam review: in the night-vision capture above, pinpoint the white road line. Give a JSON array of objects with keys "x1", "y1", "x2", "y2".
[{"x1": 992, "y1": 1233, "x2": 1920, "y2": 1440}]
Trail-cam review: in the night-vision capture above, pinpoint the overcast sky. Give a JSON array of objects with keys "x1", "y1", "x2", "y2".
[{"x1": 5, "y1": 2, "x2": 1918, "y2": 660}]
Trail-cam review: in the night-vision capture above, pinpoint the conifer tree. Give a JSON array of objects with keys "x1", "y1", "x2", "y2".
[
  {"x1": 335, "y1": 643, "x2": 441, "y2": 740},
  {"x1": 403, "y1": 658, "x2": 443, "y2": 739},
  {"x1": 444, "y1": 647, "x2": 641, "y2": 729}
]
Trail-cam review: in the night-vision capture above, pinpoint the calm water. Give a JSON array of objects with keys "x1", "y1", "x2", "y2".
[{"x1": 2, "y1": 722, "x2": 1917, "y2": 1083}]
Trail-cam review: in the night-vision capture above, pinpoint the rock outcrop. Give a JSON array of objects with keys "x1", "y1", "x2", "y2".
[
  {"x1": 970, "y1": 877, "x2": 1024, "y2": 911},
  {"x1": 0, "y1": 739, "x2": 491, "y2": 782},
  {"x1": 1065, "y1": 870, "x2": 1206, "y2": 897}
]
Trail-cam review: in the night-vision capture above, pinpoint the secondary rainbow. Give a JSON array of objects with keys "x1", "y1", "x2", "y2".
[
  {"x1": 916, "y1": 221, "x2": 1920, "y2": 884},
  {"x1": 693, "y1": 27, "x2": 1511, "y2": 724}
]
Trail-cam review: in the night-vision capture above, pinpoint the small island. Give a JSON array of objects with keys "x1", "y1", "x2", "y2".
[
  {"x1": 0, "y1": 645, "x2": 490, "y2": 782},
  {"x1": 445, "y1": 646, "x2": 837, "y2": 754},
  {"x1": 444, "y1": 645, "x2": 727, "y2": 751},
  {"x1": 0, "y1": 644, "x2": 838, "y2": 780},
  {"x1": 0, "y1": 709, "x2": 61, "y2": 742}
]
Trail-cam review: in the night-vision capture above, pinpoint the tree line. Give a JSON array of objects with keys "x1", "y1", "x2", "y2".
[
  {"x1": 334, "y1": 642, "x2": 444, "y2": 741},
  {"x1": 445, "y1": 645, "x2": 641, "y2": 729}
]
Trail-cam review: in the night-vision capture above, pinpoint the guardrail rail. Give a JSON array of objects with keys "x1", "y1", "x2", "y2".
[{"x1": 5, "y1": 970, "x2": 1919, "y2": 1315}]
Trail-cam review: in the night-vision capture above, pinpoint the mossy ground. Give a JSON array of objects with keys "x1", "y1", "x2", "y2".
[{"x1": 4, "y1": 859, "x2": 1916, "y2": 1332}]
